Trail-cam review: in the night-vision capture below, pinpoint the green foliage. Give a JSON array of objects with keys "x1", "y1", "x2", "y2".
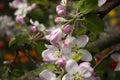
[
  {"x1": 32, "y1": 41, "x2": 46, "y2": 58},
  {"x1": 41, "y1": 64, "x2": 57, "y2": 71},
  {"x1": 33, "y1": 64, "x2": 57, "y2": 76},
  {"x1": 85, "y1": 47, "x2": 100, "y2": 54},
  {"x1": 82, "y1": 14, "x2": 105, "y2": 34},
  {"x1": 10, "y1": 69, "x2": 25, "y2": 77},
  {"x1": 9, "y1": 34, "x2": 29, "y2": 48},
  {"x1": 28, "y1": 0, "x2": 56, "y2": 26},
  {"x1": 73, "y1": 0, "x2": 98, "y2": 14}
]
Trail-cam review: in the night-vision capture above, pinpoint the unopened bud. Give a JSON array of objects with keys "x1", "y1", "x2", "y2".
[
  {"x1": 54, "y1": 17, "x2": 66, "y2": 24},
  {"x1": 56, "y1": 5, "x2": 66, "y2": 17},
  {"x1": 15, "y1": 16, "x2": 24, "y2": 24},
  {"x1": 62, "y1": 24, "x2": 72, "y2": 34},
  {"x1": 56, "y1": 58, "x2": 66, "y2": 67},
  {"x1": 27, "y1": 3, "x2": 36, "y2": 12},
  {"x1": 29, "y1": 26, "x2": 38, "y2": 32}
]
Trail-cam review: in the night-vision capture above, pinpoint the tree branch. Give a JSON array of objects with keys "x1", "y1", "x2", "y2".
[
  {"x1": 94, "y1": 49, "x2": 116, "y2": 69},
  {"x1": 87, "y1": 31, "x2": 120, "y2": 51},
  {"x1": 98, "y1": 0, "x2": 120, "y2": 18}
]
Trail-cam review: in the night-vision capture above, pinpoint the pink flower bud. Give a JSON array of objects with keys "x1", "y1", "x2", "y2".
[
  {"x1": 46, "y1": 28, "x2": 63, "y2": 45},
  {"x1": 29, "y1": 26, "x2": 38, "y2": 32},
  {"x1": 15, "y1": 16, "x2": 24, "y2": 24},
  {"x1": 56, "y1": 58, "x2": 66, "y2": 67},
  {"x1": 54, "y1": 17, "x2": 66, "y2": 24},
  {"x1": 56, "y1": 5, "x2": 66, "y2": 17},
  {"x1": 62, "y1": 25, "x2": 72, "y2": 34},
  {"x1": 27, "y1": 3, "x2": 36, "y2": 12}
]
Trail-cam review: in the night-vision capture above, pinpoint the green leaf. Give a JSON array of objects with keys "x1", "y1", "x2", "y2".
[
  {"x1": 85, "y1": 47, "x2": 100, "y2": 54},
  {"x1": 71, "y1": 52, "x2": 83, "y2": 62},
  {"x1": 73, "y1": 0, "x2": 98, "y2": 14},
  {"x1": 9, "y1": 37, "x2": 16, "y2": 47},
  {"x1": 42, "y1": 64, "x2": 57, "y2": 71},
  {"x1": 10, "y1": 69, "x2": 24, "y2": 77},
  {"x1": 32, "y1": 41, "x2": 46, "y2": 58},
  {"x1": 83, "y1": 14, "x2": 105, "y2": 34},
  {"x1": 33, "y1": 64, "x2": 57, "y2": 76},
  {"x1": 9, "y1": 34, "x2": 29, "y2": 48}
]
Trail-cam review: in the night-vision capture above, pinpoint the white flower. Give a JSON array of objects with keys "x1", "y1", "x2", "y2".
[
  {"x1": 14, "y1": 3, "x2": 28, "y2": 17},
  {"x1": 39, "y1": 70, "x2": 56, "y2": 80},
  {"x1": 42, "y1": 45, "x2": 61, "y2": 63},
  {"x1": 30, "y1": 19, "x2": 45, "y2": 31},
  {"x1": 62, "y1": 35, "x2": 92, "y2": 61},
  {"x1": 111, "y1": 53, "x2": 120, "y2": 71},
  {"x1": 98, "y1": 0, "x2": 107, "y2": 7},
  {"x1": 30, "y1": 19, "x2": 40, "y2": 27},
  {"x1": 62, "y1": 60, "x2": 93, "y2": 80}
]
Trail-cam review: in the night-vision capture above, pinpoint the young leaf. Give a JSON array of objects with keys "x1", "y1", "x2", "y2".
[
  {"x1": 10, "y1": 69, "x2": 24, "y2": 77},
  {"x1": 82, "y1": 14, "x2": 105, "y2": 34},
  {"x1": 9, "y1": 37, "x2": 16, "y2": 47},
  {"x1": 71, "y1": 52, "x2": 83, "y2": 62},
  {"x1": 73, "y1": 0, "x2": 98, "y2": 14}
]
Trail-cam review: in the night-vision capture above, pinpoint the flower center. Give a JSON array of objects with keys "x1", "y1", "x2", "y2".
[
  {"x1": 73, "y1": 72, "x2": 83, "y2": 80},
  {"x1": 72, "y1": 44, "x2": 79, "y2": 53},
  {"x1": 53, "y1": 51, "x2": 61, "y2": 59}
]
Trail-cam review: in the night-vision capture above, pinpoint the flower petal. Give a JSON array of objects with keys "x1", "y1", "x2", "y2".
[
  {"x1": 115, "y1": 63, "x2": 120, "y2": 71},
  {"x1": 61, "y1": 47, "x2": 72, "y2": 60},
  {"x1": 65, "y1": 60, "x2": 78, "y2": 75},
  {"x1": 78, "y1": 62, "x2": 93, "y2": 78},
  {"x1": 111, "y1": 53, "x2": 120, "y2": 62},
  {"x1": 79, "y1": 49, "x2": 92, "y2": 61},
  {"x1": 75, "y1": 35, "x2": 89, "y2": 48},
  {"x1": 42, "y1": 49, "x2": 57, "y2": 62},
  {"x1": 39, "y1": 70, "x2": 56, "y2": 80},
  {"x1": 64, "y1": 36, "x2": 75, "y2": 47},
  {"x1": 62, "y1": 74, "x2": 74, "y2": 80},
  {"x1": 98, "y1": 0, "x2": 107, "y2": 7}
]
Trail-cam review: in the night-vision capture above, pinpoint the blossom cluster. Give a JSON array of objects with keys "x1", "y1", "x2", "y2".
[
  {"x1": 38, "y1": 0, "x2": 108, "y2": 80},
  {"x1": 10, "y1": 0, "x2": 36, "y2": 24},
  {"x1": 0, "y1": 15, "x2": 18, "y2": 37},
  {"x1": 6, "y1": 0, "x2": 110, "y2": 80}
]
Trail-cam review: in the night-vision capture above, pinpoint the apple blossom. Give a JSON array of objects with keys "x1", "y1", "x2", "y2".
[
  {"x1": 27, "y1": 3, "x2": 36, "y2": 12},
  {"x1": 42, "y1": 45, "x2": 61, "y2": 63},
  {"x1": 54, "y1": 17, "x2": 66, "y2": 24},
  {"x1": 62, "y1": 24, "x2": 72, "y2": 34},
  {"x1": 56, "y1": 5, "x2": 66, "y2": 17},
  {"x1": 29, "y1": 26, "x2": 38, "y2": 32},
  {"x1": 30, "y1": 19, "x2": 45, "y2": 32},
  {"x1": 46, "y1": 28, "x2": 65, "y2": 45},
  {"x1": 14, "y1": 3, "x2": 28, "y2": 17},
  {"x1": 56, "y1": 58, "x2": 66, "y2": 67},
  {"x1": 62, "y1": 60, "x2": 94, "y2": 80},
  {"x1": 9, "y1": 0, "x2": 24, "y2": 8},
  {"x1": 62, "y1": 35, "x2": 92, "y2": 61},
  {"x1": 39, "y1": 70, "x2": 56, "y2": 80},
  {"x1": 15, "y1": 16, "x2": 24, "y2": 24}
]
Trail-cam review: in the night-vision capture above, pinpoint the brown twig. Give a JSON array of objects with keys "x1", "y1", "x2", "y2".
[
  {"x1": 23, "y1": 50, "x2": 40, "y2": 68},
  {"x1": 87, "y1": 31, "x2": 120, "y2": 51},
  {"x1": 94, "y1": 49, "x2": 117, "y2": 70},
  {"x1": 98, "y1": 0, "x2": 120, "y2": 18},
  {"x1": 9, "y1": 49, "x2": 19, "y2": 70}
]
